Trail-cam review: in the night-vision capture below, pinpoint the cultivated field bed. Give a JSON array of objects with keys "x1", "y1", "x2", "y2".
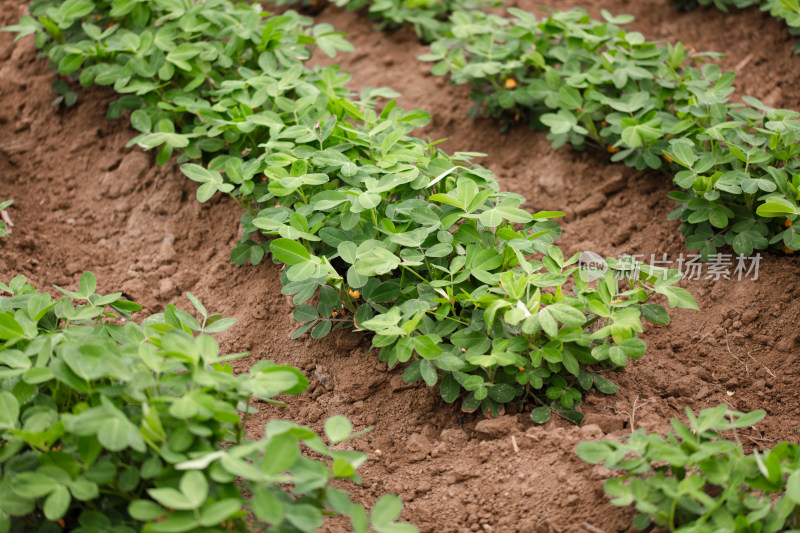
[{"x1": 1, "y1": 0, "x2": 800, "y2": 530}]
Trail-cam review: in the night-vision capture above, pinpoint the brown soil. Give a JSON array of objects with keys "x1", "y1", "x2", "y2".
[{"x1": 1, "y1": 0, "x2": 799, "y2": 531}]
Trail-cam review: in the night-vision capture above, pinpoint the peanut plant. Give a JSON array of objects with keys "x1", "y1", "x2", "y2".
[
  {"x1": 0, "y1": 272, "x2": 414, "y2": 532},
  {"x1": 578, "y1": 405, "x2": 800, "y2": 532}
]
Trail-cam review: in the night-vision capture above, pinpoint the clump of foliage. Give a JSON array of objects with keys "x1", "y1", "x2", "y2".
[
  {"x1": 3, "y1": 1, "x2": 697, "y2": 422},
  {"x1": 0, "y1": 201, "x2": 11, "y2": 238},
  {"x1": 420, "y1": 8, "x2": 800, "y2": 259},
  {"x1": 577, "y1": 405, "x2": 800, "y2": 532},
  {"x1": 0, "y1": 272, "x2": 414, "y2": 533},
  {"x1": 2, "y1": 0, "x2": 356, "y2": 163}
]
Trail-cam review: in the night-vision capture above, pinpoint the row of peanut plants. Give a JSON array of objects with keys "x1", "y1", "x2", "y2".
[
  {"x1": 419, "y1": 7, "x2": 800, "y2": 260},
  {"x1": 270, "y1": 1, "x2": 800, "y2": 531},
  {"x1": 0, "y1": 273, "x2": 414, "y2": 532}
]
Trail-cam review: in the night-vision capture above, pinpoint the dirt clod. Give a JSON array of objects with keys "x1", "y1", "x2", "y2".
[
  {"x1": 574, "y1": 192, "x2": 607, "y2": 216},
  {"x1": 474, "y1": 415, "x2": 520, "y2": 438}
]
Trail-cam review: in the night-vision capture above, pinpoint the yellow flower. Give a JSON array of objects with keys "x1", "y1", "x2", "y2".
[{"x1": 504, "y1": 78, "x2": 517, "y2": 89}]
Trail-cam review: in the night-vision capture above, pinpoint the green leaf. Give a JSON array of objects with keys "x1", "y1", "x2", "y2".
[
  {"x1": 469, "y1": 248, "x2": 503, "y2": 272},
  {"x1": 620, "y1": 338, "x2": 647, "y2": 358},
  {"x1": 181, "y1": 164, "x2": 221, "y2": 184},
  {"x1": 419, "y1": 359, "x2": 438, "y2": 386},
  {"x1": 293, "y1": 304, "x2": 318, "y2": 323},
  {"x1": 576, "y1": 441, "x2": 611, "y2": 463},
  {"x1": 98, "y1": 416, "x2": 141, "y2": 451},
  {"x1": 531, "y1": 406, "x2": 550, "y2": 424},
  {"x1": 732, "y1": 410, "x2": 766, "y2": 429},
  {"x1": 787, "y1": 470, "x2": 800, "y2": 504},
  {"x1": 131, "y1": 109, "x2": 152, "y2": 133},
  {"x1": 69, "y1": 478, "x2": 98, "y2": 501},
  {"x1": 186, "y1": 292, "x2": 207, "y2": 317},
  {"x1": 338, "y1": 241, "x2": 358, "y2": 264},
  {"x1": 325, "y1": 415, "x2": 353, "y2": 444},
  {"x1": 403, "y1": 360, "x2": 421, "y2": 383},
  {"x1": 263, "y1": 434, "x2": 300, "y2": 475},
  {"x1": 1, "y1": 16, "x2": 42, "y2": 40},
  {"x1": 291, "y1": 321, "x2": 315, "y2": 340},
  {"x1": 669, "y1": 139, "x2": 696, "y2": 168},
  {"x1": 311, "y1": 320, "x2": 332, "y2": 339},
  {"x1": 196, "y1": 181, "x2": 219, "y2": 202},
  {"x1": 371, "y1": 494, "x2": 403, "y2": 527},
  {"x1": 11, "y1": 473, "x2": 59, "y2": 499},
  {"x1": 541, "y1": 109, "x2": 577, "y2": 135},
  {"x1": 180, "y1": 470, "x2": 208, "y2": 509},
  {"x1": 656, "y1": 286, "x2": 699, "y2": 311},
  {"x1": 204, "y1": 317, "x2": 237, "y2": 333},
  {"x1": 147, "y1": 512, "x2": 199, "y2": 533},
  {"x1": 199, "y1": 499, "x2": 241, "y2": 527},
  {"x1": 414, "y1": 336, "x2": 442, "y2": 359},
  {"x1": 43, "y1": 486, "x2": 71, "y2": 521},
  {"x1": 270, "y1": 239, "x2": 311, "y2": 265},
  {"x1": 538, "y1": 308, "x2": 558, "y2": 338},
  {"x1": 640, "y1": 304, "x2": 669, "y2": 325},
  {"x1": 147, "y1": 488, "x2": 194, "y2": 511},
  {"x1": 756, "y1": 198, "x2": 800, "y2": 217},
  {"x1": 593, "y1": 375, "x2": 619, "y2": 394},
  {"x1": 0, "y1": 391, "x2": 19, "y2": 430},
  {"x1": 487, "y1": 383, "x2": 516, "y2": 403},
  {"x1": 440, "y1": 374, "x2": 459, "y2": 403},
  {"x1": 129, "y1": 500, "x2": 167, "y2": 521},
  {"x1": 547, "y1": 303, "x2": 586, "y2": 327},
  {"x1": 558, "y1": 85, "x2": 582, "y2": 110},
  {"x1": 248, "y1": 369, "x2": 300, "y2": 398},
  {"x1": 286, "y1": 504, "x2": 323, "y2": 530},
  {"x1": 253, "y1": 490, "x2": 284, "y2": 524},
  {"x1": 608, "y1": 346, "x2": 626, "y2": 366},
  {"x1": 621, "y1": 118, "x2": 662, "y2": 148},
  {"x1": 167, "y1": 43, "x2": 201, "y2": 71},
  {"x1": 59, "y1": 0, "x2": 95, "y2": 25},
  {"x1": 0, "y1": 312, "x2": 25, "y2": 340}
]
